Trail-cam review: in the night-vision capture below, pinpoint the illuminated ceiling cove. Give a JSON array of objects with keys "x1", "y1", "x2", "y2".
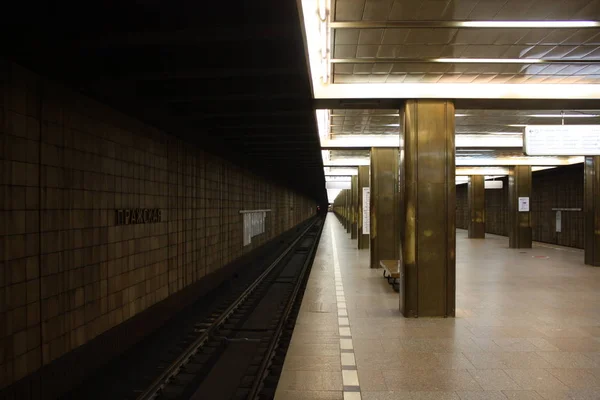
[{"x1": 303, "y1": 0, "x2": 600, "y2": 202}]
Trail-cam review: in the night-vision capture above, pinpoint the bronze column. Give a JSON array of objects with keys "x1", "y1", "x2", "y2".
[
  {"x1": 346, "y1": 189, "x2": 351, "y2": 234},
  {"x1": 401, "y1": 100, "x2": 455, "y2": 318},
  {"x1": 508, "y1": 166, "x2": 532, "y2": 249},
  {"x1": 351, "y1": 175, "x2": 358, "y2": 239},
  {"x1": 342, "y1": 190, "x2": 346, "y2": 228},
  {"x1": 357, "y1": 166, "x2": 370, "y2": 249},
  {"x1": 584, "y1": 156, "x2": 600, "y2": 266},
  {"x1": 340, "y1": 190, "x2": 345, "y2": 227},
  {"x1": 343, "y1": 189, "x2": 348, "y2": 229},
  {"x1": 370, "y1": 148, "x2": 400, "y2": 268},
  {"x1": 468, "y1": 175, "x2": 485, "y2": 238}
]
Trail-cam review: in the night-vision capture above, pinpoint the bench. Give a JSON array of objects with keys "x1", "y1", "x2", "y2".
[{"x1": 380, "y1": 259, "x2": 400, "y2": 292}]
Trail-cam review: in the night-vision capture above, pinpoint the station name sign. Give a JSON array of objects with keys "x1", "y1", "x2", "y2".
[
  {"x1": 524, "y1": 125, "x2": 600, "y2": 156},
  {"x1": 116, "y1": 209, "x2": 162, "y2": 225}
]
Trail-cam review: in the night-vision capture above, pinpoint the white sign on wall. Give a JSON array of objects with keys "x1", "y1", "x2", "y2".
[
  {"x1": 485, "y1": 180, "x2": 503, "y2": 189},
  {"x1": 240, "y1": 209, "x2": 271, "y2": 246},
  {"x1": 362, "y1": 187, "x2": 370, "y2": 235},
  {"x1": 326, "y1": 181, "x2": 351, "y2": 189},
  {"x1": 524, "y1": 125, "x2": 600, "y2": 156},
  {"x1": 518, "y1": 197, "x2": 530, "y2": 212},
  {"x1": 556, "y1": 210, "x2": 562, "y2": 233}
]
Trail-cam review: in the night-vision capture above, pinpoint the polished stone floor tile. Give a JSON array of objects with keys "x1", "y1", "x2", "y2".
[
  {"x1": 285, "y1": 343, "x2": 341, "y2": 357},
  {"x1": 411, "y1": 391, "x2": 460, "y2": 399},
  {"x1": 276, "y1": 370, "x2": 343, "y2": 391},
  {"x1": 537, "y1": 352, "x2": 600, "y2": 369},
  {"x1": 468, "y1": 368, "x2": 523, "y2": 390},
  {"x1": 564, "y1": 388, "x2": 600, "y2": 399},
  {"x1": 456, "y1": 391, "x2": 507, "y2": 400},
  {"x1": 381, "y1": 369, "x2": 483, "y2": 391},
  {"x1": 544, "y1": 338, "x2": 600, "y2": 352},
  {"x1": 497, "y1": 352, "x2": 555, "y2": 369},
  {"x1": 534, "y1": 390, "x2": 571, "y2": 400},
  {"x1": 503, "y1": 369, "x2": 569, "y2": 391},
  {"x1": 357, "y1": 369, "x2": 387, "y2": 391},
  {"x1": 276, "y1": 218, "x2": 600, "y2": 399},
  {"x1": 527, "y1": 338, "x2": 561, "y2": 351},
  {"x1": 501, "y1": 390, "x2": 544, "y2": 399},
  {"x1": 547, "y1": 368, "x2": 600, "y2": 389},
  {"x1": 361, "y1": 391, "x2": 412, "y2": 400},
  {"x1": 282, "y1": 355, "x2": 341, "y2": 372},
  {"x1": 274, "y1": 390, "x2": 343, "y2": 400}
]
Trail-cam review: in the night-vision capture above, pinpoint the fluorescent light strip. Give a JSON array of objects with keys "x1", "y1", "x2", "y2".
[
  {"x1": 457, "y1": 149, "x2": 495, "y2": 152},
  {"x1": 457, "y1": 132, "x2": 523, "y2": 135},
  {"x1": 459, "y1": 21, "x2": 600, "y2": 28},
  {"x1": 331, "y1": 57, "x2": 600, "y2": 64},
  {"x1": 435, "y1": 58, "x2": 543, "y2": 64},
  {"x1": 527, "y1": 114, "x2": 600, "y2": 118},
  {"x1": 330, "y1": 20, "x2": 600, "y2": 29}
]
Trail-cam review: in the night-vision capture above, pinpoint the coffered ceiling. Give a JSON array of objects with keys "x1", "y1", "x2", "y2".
[{"x1": 331, "y1": 0, "x2": 600, "y2": 84}]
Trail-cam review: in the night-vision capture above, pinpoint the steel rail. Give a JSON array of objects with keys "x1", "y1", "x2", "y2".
[
  {"x1": 247, "y1": 224, "x2": 323, "y2": 399},
  {"x1": 136, "y1": 219, "x2": 320, "y2": 400}
]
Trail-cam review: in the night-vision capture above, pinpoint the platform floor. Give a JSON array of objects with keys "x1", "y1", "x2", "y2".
[{"x1": 274, "y1": 214, "x2": 600, "y2": 400}]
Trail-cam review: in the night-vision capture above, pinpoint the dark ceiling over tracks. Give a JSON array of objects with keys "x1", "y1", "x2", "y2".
[{"x1": 2, "y1": 0, "x2": 327, "y2": 204}]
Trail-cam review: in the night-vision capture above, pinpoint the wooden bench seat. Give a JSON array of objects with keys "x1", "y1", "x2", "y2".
[{"x1": 379, "y1": 259, "x2": 400, "y2": 292}]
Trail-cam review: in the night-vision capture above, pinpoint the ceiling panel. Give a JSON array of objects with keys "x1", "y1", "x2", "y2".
[
  {"x1": 333, "y1": 28, "x2": 600, "y2": 48},
  {"x1": 324, "y1": 108, "x2": 600, "y2": 137},
  {"x1": 333, "y1": 64, "x2": 600, "y2": 84},
  {"x1": 331, "y1": 0, "x2": 600, "y2": 84},
  {"x1": 335, "y1": 0, "x2": 600, "y2": 21}
]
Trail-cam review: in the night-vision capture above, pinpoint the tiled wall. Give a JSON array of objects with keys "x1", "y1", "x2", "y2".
[
  {"x1": 531, "y1": 164, "x2": 584, "y2": 248},
  {"x1": 456, "y1": 168, "x2": 584, "y2": 248},
  {"x1": 0, "y1": 62, "x2": 315, "y2": 390}
]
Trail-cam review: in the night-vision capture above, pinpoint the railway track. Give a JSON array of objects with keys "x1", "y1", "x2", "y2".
[{"x1": 64, "y1": 217, "x2": 323, "y2": 400}]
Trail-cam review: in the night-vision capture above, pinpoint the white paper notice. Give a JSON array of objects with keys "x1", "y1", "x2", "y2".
[
  {"x1": 518, "y1": 197, "x2": 530, "y2": 212},
  {"x1": 556, "y1": 210, "x2": 562, "y2": 233},
  {"x1": 362, "y1": 187, "x2": 370, "y2": 235}
]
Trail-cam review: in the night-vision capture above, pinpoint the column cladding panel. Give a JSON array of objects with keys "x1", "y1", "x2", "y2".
[
  {"x1": 369, "y1": 148, "x2": 399, "y2": 269},
  {"x1": 401, "y1": 100, "x2": 455, "y2": 318},
  {"x1": 455, "y1": 184, "x2": 468, "y2": 230}
]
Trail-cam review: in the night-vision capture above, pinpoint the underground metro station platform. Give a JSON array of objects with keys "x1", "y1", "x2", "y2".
[{"x1": 2, "y1": 0, "x2": 600, "y2": 399}]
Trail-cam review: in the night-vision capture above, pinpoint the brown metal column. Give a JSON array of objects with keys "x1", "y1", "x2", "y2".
[
  {"x1": 357, "y1": 166, "x2": 370, "y2": 249},
  {"x1": 343, "y1": 191, "x2": 346, "y2": 226},
  {"x1": 508, "y1": 165, "x2": 532, "y2": 249},
  {"x1": 401, "y1": 100, "x2": 455, "y2": 318},
  {"x1": 346, "y1": 189, "x2": 351, "y2": 234},
  {"x1": 468, "y1": 175, "x2": 485, "y2": 238},
  {"x1": 584, "y1": 156, "x2": 600, "y2": 266},
  {"x1": 370, "y1": 148, "x2": 399, "y2": 268},
  {"x1": 351, "y1": 175, "x2": 358, "y2": 239}
]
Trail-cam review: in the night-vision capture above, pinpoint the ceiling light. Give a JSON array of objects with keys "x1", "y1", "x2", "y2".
[
  {"x1": 532, "y1": 166, "x2": 557, "y2": 172},
  {"x1": 457, "y1": 149, "x2": 495, "y2": 152},
  {"x1": 318, "y1": 0, "x2": 328, "y2": 21},
  {"x1": 435, "y1": 58, "x2": 542, "y2": 64},
  {"x1": 456, "y1": 132, "x2": 523, "y2": 135},
  {"x1": 508, "y1": 124, "x2": 527, "y2": 127},
  {"x1": 455, "y1": 114, "x2": 470, "y2": 117},
  {"x1": 459, "y1": 21, "x2": 600, "y2": 28},
  {"x1": 526, "y1": 114, "x2": 600, "y2": 118}
]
